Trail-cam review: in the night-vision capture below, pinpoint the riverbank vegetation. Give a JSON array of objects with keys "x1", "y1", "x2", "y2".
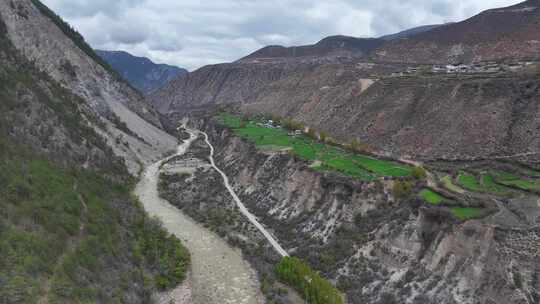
[{"x1": 275, "y1": 256, "x2": 343, "y2": 304}]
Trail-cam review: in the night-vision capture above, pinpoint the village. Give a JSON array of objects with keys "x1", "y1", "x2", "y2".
[
  {"x1": 257, "y1": 120, "x2": 304, "y2": 136},
  {"x1": 390, "y1": 61, "x2": 537, "y2": 77}
]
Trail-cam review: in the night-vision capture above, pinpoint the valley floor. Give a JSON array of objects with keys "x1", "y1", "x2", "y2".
[{"x1": 134, "y1": 130, "x2": 262, "y2": 304}]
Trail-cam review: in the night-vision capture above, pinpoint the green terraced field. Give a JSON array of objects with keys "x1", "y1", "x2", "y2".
[
  {"x1": 218, "y1": 113, "x2": 413, "y2": 180},
  {"x1": 456, "y1": 172, "x2": 511, "y2": 195},
  {"x1": 450, "y1": 207, "x2": 483, "y2": 220},
  {"x1": 494, "y1": 172, "x2": 540, "y2": 191},
  {"x1": 457, "y1": 171, "x2": 483, "y2": 192},
  {"x1": 419, "y1": 188, "x2": 444, "y2": 205},
  {"x1": 480, "y1": 174, "x2": 508, "y2": 194}
]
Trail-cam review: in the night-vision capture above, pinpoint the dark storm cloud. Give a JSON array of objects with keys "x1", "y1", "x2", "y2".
[{"x1": 41, "y1": 0, "x2": 522, "y2": 70}]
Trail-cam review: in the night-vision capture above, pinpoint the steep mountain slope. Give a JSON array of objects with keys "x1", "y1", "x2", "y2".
[
  {"x1": 150, "y1": 60, "x2": 306, "y2": 117},
  {"x1": 0, "y1": 0, "x2": 177, "y2": 174},
  {"x1": 0, "y1": 8, "x2": 189, "y2": 303},
  {"x1": 375, "y1": 0, "x2": 540, "y2": 63},
  {"x1": 240, "y1": 35, "x2": 384, "y2": 62},
  {"x1": 96, "y1": 50, "x2": 188, "y2": 94}
]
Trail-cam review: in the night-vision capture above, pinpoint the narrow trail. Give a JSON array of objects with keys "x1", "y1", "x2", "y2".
[
  {"x1": 201, "y1": 131, "x2": 289, "y2": 257},
  {"x1": 135, "y1": 128, "x2": 262, "y2": 304}
]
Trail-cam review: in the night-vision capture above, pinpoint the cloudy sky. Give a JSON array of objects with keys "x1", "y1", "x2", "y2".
[{"x1": 41, "y1": 0, "x2": 522, "y2": 71}]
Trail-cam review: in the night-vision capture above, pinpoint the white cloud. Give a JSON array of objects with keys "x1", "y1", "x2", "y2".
[{"x1": 40, "y1": 0, "x2": 523, "y2": 70}]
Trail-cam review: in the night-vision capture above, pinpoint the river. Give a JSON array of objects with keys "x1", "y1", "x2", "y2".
[{"x1": 134, "y1": 129, "x2": 262, "y2": 304}]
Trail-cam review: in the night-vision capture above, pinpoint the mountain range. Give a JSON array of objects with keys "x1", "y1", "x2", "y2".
[{"x1": 96, "y1": 50, "x2": 188, "y2": 94}]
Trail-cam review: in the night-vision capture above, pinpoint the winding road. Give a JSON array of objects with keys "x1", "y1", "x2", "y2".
[{"x1": 201, "y1": 131, "x2": 289, "y2": 257}]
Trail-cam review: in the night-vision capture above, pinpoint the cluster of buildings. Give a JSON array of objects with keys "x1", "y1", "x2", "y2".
[
  {"x1": 257, "y1": 119, "x2": 280, "y2": 129},
  {"x1": 389, "y1": 61, "x2": 535, "y2": 77},
  {"x1": 433, "y1": 61, "x2": 536, "y2": 74},
  {"x1": 258, "y1": 119, "x2": 305, "y2": 136},
  {"x1": 431, "y1": 63, "x2": 502, "y2": 74}
]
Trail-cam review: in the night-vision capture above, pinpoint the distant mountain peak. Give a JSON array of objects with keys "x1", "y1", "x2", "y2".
[{"x1": 96, "y1": 50, "x2": 188, "y2": 94}]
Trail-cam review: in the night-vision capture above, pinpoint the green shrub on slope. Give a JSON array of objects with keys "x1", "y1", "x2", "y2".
[{"x1": 275, "y1": 256, "x2": 343, "y2": 304}]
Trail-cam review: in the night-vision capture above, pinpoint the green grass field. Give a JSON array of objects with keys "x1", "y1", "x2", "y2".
[
  {"x1": 450, "y1": 207, "x2": 483, "y2": 220},
  {"x1": 419, "y1": 188, "x2": 444, "y2": 205},
  {"x1": 218, "y1": 113, "x2": 413, "y2": 180}
]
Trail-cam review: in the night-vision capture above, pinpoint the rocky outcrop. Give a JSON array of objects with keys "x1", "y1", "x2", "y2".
[
  {"x1": 0, "y1": 0, "x2": 177, "y2": 174},
  {"x1": 195, "y1": 120, "x2": 540, "y2": 304}
]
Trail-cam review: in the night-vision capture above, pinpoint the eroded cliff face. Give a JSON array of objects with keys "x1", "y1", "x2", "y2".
[{"x1": 196, "y1": 120, "x2": 540, "y2": 304}]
